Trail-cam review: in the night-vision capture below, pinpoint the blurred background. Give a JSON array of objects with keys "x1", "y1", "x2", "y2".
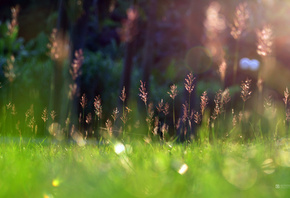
[{"x1": 0, "y1": 0, "x2": 289, "y2": 136}]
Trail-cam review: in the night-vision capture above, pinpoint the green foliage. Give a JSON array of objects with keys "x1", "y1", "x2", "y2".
[
  {"x1": 0, "y1": 22, "x2": 23, "y2": 57},
  {"x1": 150, "y1": 60, "x2": 184, "y2": 103},
  {"x1": 0, "y1": 139, "x2": 289, "y2": 197},
  {"x1": 0, "y1": 17, "x2": 53, "y2": 136},
  {"x1": 0, "y1": 29, "x2": 53, "y2": 104},
  {"x1": 82, "y1": 51, "x2": 122, "y2": 113}
]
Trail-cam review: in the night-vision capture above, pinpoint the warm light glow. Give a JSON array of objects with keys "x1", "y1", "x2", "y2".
[
  {"x1": 43, "y1": 193, "x2": 53, "y2": 198},
  {"x1": 72, "y1": 131, "x2": 86, "y2": 147},
  {"x1": 204, "y1": 2, "x2": 226, "y2": 33},
  {"x1": 178, "y1": 164, "x2": 188, "y2": 175},
  {"x1": 261, "y1": 158, "x2": 275, "y2": 174},
  {"x1": 52, "y1": 179, "x2": 60, "y2": 187},
  {"x1": 203, "y1": 2, "x2": 226, "y2": 63},
  {"x1": 114, "y1": 143, "x2": 125, "y2": 154},
  {"x1": 222, "y1": 157, "x2": 257, "y2": 190}
]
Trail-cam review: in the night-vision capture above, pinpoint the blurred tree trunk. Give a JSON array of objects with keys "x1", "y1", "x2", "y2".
[
  {"x1": 185, "y1": 0, "x2": 207, "y2": 48},
  {"x1": 119, "y1": 40, "x2": 135, "y2": 107},
  {"x1": 140, "y1": 0, "x2": 156, "y2": 100},
  {"x1": 50, "y1": 0, "x2": 68, "y2": 125},
  {"x1": 119, "y1": 3, "x2": 138, "y2": 107},
  {"x1": 53, "y1": 0, "x2": 97, "y2": 127},
  {"x1": 69, "y1": 0, "x2": 97, "y2": 127}
]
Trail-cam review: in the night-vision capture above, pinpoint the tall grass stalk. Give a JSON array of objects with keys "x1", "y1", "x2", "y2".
[
  {"x1": 168, "y1": 84, "x2": 178, "y2": 135},
  {"x1": 120, "y1": 86, "x2": 126, "y2": 139},
  {"x1": 80, "y1": 93, "x2": 87, "y2": 130},
  {"x1": 139, "y1": 80, "x2": 150, "y2": 136},
  {"x1": 94, "y1": 95, "x2": 102, "y2": 139}
]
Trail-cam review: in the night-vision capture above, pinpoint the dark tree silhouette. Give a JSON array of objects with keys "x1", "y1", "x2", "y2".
[{"x1": 53, "y1": 0, "x2": 97, "y2": 125}]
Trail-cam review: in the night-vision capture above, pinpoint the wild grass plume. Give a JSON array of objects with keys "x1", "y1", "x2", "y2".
[
  {"x1": 256, "y1": 25, "x2": 273, "y2": 57},
  {"x1": 139, "y1": 80, "x2": 148, "y2": 107},
  {"x1": 230, "y1": 2, "x2": 249, "y2": 40},
  {"x1": 7, "y1": 5, "x2": 20, "y2": 36},
  {"x1": 240, "y1": 78, "x2": 252, "y2": 103}
]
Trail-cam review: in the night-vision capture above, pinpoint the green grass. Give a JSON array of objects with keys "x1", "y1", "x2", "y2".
[
  {"x1": 1, "y1": 3, "x2": 290, "y2": 197},
  {"x1": 0, "y1": 137, "x2": 289, "y2": 198}
]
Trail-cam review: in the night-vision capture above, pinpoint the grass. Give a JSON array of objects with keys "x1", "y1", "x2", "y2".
[
  {"x1": 1, "y1": 2, "x2": 290, "y2": 198},
  {"x1": 0, "y1": 137, "x2": 289, "y2": 198}
]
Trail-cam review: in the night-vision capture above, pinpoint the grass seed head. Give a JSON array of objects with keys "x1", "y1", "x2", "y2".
[
  {"x1": 7, "y1": 5, "x2": 20, "y2": 36},
  {"x1": 222, "y1": 88, "x2": 231, "y2": 105},
  {"x1": 4, "y1": 56, "x2": 16, "y2": 83},
  {"x1": 42, "y1": 108, "x2": 48, "y2": 123},
  {"x1": 94, "y1": 95, "x2": 102, "y2": 120},
  {"x1": 69, "y1": 83, "x2": 78, "y2": 99},
  {"x1": 168, "y1": 84, "x2": 178, "y2": 100},
  {"x1": 185, "y1": 73, "x2": 195, "y2": 94},
  {"x1": 163, "y1": 102, "x2": 169, "y2": 116},
  {"x1": 230, "y1": 2, "x2": 249, "y2": 40},
  {"x1": 156, "y1": 99, "x2": 164, "y2": 113},
  {"x1": 70, "y1": 49, "x2": 84, "y2": 81},
  {"x1": 200, "y1": 91, "x2": 209, "y2": 116},
  {"x1": 80, "y1": 93, "x2": 87, "y2": 110},
  {"x1": 194, "y1": 111, "x2": 201, "y2": 125},
  {"x1": 283, "y1": 87, "x2": 289, "y2": 106},
  {"x1": 241, "y1": 78, "x2": 252, "y2": 102},
  {"x1": 86, "y1": 113, "x2": 92, "y2": 124},
  {"x1": 48, "y1": 28, "x2": 59, "y2": 60},
  {"x1": 256, "y1": 25, "x2": 273, "y2": 57},
  {"x1": 112, "y1": 108, "x2": 119, "y2": 122},
  {"x1": 120, "y1": 86, "x2": 126, "y2": 102},
  {"x1": 139, "y1": 80, "x2": 148, "y2": 106}
]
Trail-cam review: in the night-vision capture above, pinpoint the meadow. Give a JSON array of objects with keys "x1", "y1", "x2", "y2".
[
  {"x1": 0, "y1": 137, "x2": 289, "y2": 198},
  {"x1": 1, "y1": 1, "x2": 290, "y2": 197}
]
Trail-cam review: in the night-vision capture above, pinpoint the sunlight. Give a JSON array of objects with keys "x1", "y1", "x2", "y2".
[
  {"x1": 261, "y1": 158, "x2": 275, "y2": 174},
  {"x1": 52, "y1": 179, "x2": 60, "y2": 187},
  {"x1": 43, "y1": 193, "x2": 54, "y2": 198},
  {"x1": 1, "y1": 1, "x2": 290, "y2": 197},
  {"x1": 72, "y1": 131, "x2": 86, "y2": 147},
  {"x1": 178, "y1": 164, "x2": 188, "y2": 175},
  {"x1": 114, "y1": 143, "x2": 125, "y2": 155},
  {"x1": 203, "y1": 1, "x2": 226, "y2": 63}
]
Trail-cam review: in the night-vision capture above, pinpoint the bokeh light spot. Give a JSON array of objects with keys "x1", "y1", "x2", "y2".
[
  {"x1": 43, "y1": 193, "x2": 54, "y2": 198},
  {"x1": 114, "y1": 143, "x2": 125, "y2": 155},
  {"x1": 178, "y1": 163, "x2": 188, "y2": 175},
  {"x1": 222, "y1": 157, "x2": 257, "y2": 190},
  {"x1": 277, "y1": 150, "x2": 290, "y2": 167},
  {"x1": 52, "y1": 179, "x2": 60, "y2": 187},
  {"x1": 261, "y1": 158, "x2": 275, "y2": 174}
]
